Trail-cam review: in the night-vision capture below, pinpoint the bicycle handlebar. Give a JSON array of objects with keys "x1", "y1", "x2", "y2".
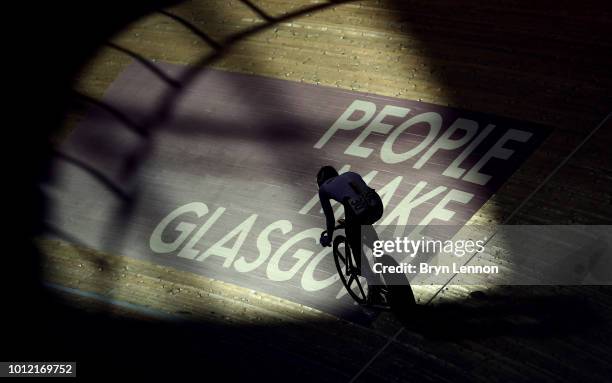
[{"x1": 321, "y1": 223, "x2": 345, "y2": 237}]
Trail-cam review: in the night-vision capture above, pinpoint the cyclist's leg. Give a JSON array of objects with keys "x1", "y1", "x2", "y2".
[
  {"x1": 358, "y1": 195, "x2": 384, "y2": 281},
  {"x1": 360, "y1": 225, "x2": 385, "y2": 288},
  {"x1": 346, "y1": 215, "x2": 384, "y2": 286},
  {"x1": 344, "y1": 208, "x2": 362, "y2": 274},
  {"x1": 361, "y1": 199, "x2": 387, "y2": 304}
]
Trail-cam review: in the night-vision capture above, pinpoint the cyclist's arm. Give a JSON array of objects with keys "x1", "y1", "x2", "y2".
[{"x1": 319, "y1": 189, "x2": 335, "y2": 237}]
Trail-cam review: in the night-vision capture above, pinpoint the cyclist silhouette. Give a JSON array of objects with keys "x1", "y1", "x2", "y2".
[{"x1": 317, "y1": 165, "x2": 385, "y2": 304}]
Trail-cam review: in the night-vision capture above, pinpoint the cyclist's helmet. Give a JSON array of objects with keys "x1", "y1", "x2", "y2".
[{"x1": 317, "y1": 165, "x2": 339, "y2": 187}]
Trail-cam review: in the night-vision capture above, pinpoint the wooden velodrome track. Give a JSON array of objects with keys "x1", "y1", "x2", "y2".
[{"x1": 37, "y1": 0, "x2": 611, "y2": 381}]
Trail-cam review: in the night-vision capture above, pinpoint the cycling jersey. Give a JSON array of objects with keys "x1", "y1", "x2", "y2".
[{"x1": 318, "y1": 171, "x2": 376, "y2": 238}]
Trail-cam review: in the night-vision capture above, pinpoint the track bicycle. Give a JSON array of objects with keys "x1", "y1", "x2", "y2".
[{"x1": 323, "y1": 218, "x2": 416, "y2": 311}]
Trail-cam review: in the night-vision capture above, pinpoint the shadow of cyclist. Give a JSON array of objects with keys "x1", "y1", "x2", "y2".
[{"x1": 359, "y1": 225, "x2": 417, "y2": 319}]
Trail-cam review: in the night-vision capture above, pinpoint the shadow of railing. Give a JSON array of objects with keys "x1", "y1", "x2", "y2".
[{"x1": 107, "y1": 42, "x2": 181, "y2": 88}]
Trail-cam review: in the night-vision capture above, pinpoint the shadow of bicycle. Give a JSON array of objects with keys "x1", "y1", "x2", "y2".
[{"x1": 359, "y1": 225, "x2": 417, "y2": 318}]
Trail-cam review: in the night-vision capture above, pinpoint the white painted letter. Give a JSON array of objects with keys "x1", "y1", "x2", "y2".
[
  {"x1": 345, "y1": 105, "x2": 410, "y2": 158},
  {"x1": 266, "y1": 228, "x2": 320, "y2": 282},
  {"x1": 197, "y1": 214, "x2": 257, "y2": 267},
  {"x1": 414, "y1": 118, "x2": 479, "y2": 169},
  {"x1": 418, "y1": 189, "x2": 474, "y2": 226},
  {"x1": 381, "y1": 112, "x2": 442, "y2": 164},
  {"x1": 177, "y1": 207, "x2": 226, "y2": 260},
  {"x1": 301, "y1": 247, "x2": 339, "y2": 291},
  {"x1": 234, "y1": 220, "x2": 292, "y2": 273},
  {"x1": 442, "y1": 124, "x2": 495, "y2": 179},
  {"x1": 149, "y1": 202, "x2": 208, "y2": 254},
  {"x1": 463, "y1": 129, "x2": 532, "y2": 185},
  {"x1": 314, "y1": 100, "x2": 377, "y2": 149}
]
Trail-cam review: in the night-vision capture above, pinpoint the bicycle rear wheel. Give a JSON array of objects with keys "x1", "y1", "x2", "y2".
[{"x1": 333, "y1": 235, "x2": 368, "y2": 304}]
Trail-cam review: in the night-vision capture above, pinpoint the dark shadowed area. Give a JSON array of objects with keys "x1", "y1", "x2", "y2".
[{"x1": 7, "y1": 0, "x2": 611, "y2": 381}]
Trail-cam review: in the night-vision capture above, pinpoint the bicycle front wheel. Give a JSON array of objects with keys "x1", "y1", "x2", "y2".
[{"x1": 333, "y1": 235, "x2": 368, "y2": 304}]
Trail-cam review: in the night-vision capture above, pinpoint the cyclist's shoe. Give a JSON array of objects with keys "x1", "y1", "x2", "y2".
[{"x1": 366, "y1": 285, "x2": 391, "y2": 310}]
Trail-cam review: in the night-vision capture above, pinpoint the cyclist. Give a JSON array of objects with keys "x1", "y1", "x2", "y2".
[{"x1": 317, "y1": 165, "x2": 385, "y2": 305}]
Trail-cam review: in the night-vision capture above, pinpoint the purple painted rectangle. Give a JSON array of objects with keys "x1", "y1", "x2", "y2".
[{"x1": 43, "y1": 61, "x2": 551, "y2": 322}]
